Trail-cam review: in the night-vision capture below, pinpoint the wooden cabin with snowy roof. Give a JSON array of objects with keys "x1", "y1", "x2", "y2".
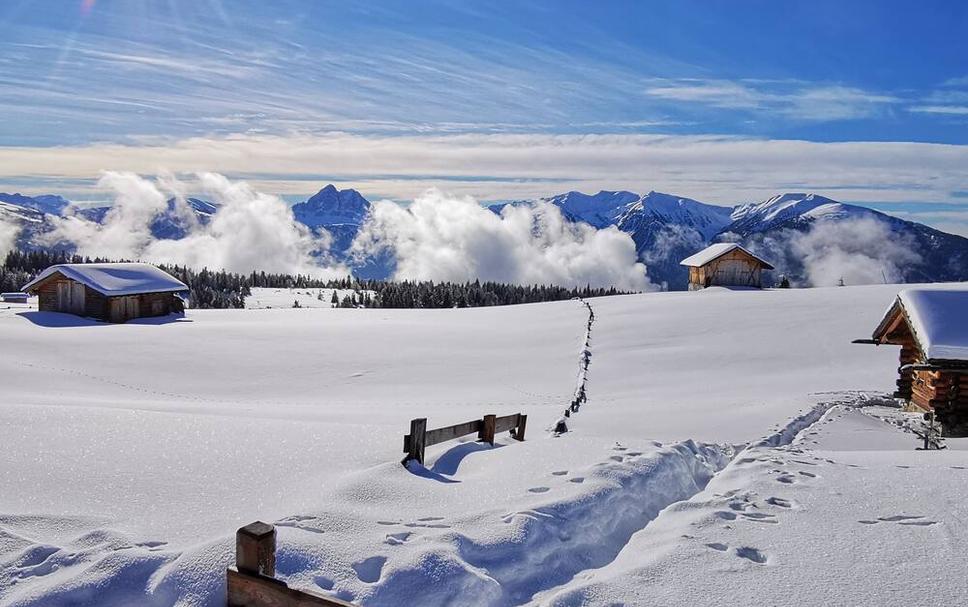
[
  {"x1": 680, "y1": 243, "x2": 774, "y2": 290},
  {"x1": 860, "y1": 289, "x2": 968, "y2": 436},
  {"x1": 22, "y1": 263, "x2": 188, "y2": 323}
]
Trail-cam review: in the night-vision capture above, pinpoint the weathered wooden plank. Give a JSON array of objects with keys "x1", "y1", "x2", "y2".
[
  {"x1": 479, "y1": 414, "x2": 496, "y2": 445},
  {"x1": 237, "y1": 522, "x2": 276, "y2": 577},
  {"x1": 406, "y1": 418, "x2": 428, "y2": 464},
  {"x1": 227, "y1": 568, "x2": 357, "y2": 607},
  {"x1": 494, "y1": 414, "x2": 520, "y2": 434},
  {"x1": 424, "y1": 420, "x2": 482, "y2": 447}
]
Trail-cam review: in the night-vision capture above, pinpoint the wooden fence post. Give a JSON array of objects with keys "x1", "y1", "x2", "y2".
[
  {"x1": 236, "y1": 521, "x2": 276, "y2": 577},
  {"x1": 406, "y1": 418, "x2": 427, "y2": 465},
  {"x1": 515, "y1": 414, "x2": 527, "y2": 441},
  {"x1": 480, "y1": 414, "x2": 496, "y2": 445}
]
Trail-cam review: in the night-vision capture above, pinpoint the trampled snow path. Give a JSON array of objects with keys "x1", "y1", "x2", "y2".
[{"x1": 557, "y1": 298, "x2": 595, "y2": 431}]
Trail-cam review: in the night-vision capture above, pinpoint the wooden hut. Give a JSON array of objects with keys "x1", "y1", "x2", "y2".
[
  {"x1": 680, "y1": 243, "x2": 774, "y2": 290},
  {"x1": 860, "y1": 289, "x2": 968, "y2": 436},
  {"x1": 22, "y1": 262, "x2": 188, "y2": 323}
]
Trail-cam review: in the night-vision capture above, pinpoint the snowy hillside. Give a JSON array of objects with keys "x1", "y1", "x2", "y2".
[{"x1": 2, "y1": 284, "x2": 966, "y2": 606}]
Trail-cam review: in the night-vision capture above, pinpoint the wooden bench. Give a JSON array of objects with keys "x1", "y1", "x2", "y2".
[{"x1": 402, "y1": 412, "x2": 527, "y2": 465}]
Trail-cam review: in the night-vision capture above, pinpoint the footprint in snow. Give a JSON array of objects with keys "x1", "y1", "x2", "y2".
[
  {"x1": 899, "y1": 520, "x2": 939, "y2": 526},
  {"x1": 569, "y1": 477, "x2": 585, "y2": 484},
  {"x1": 798, "y1": 471, "x2": 817, "y2": 478},
  {"x1": 705, "y1": 542, "x2": 728, "y2": 552},
  {"x1": 765, "y1": 497, "x2": 793, "y2": 509},
  {"x1": 529, "y1": 487, "x2": 551, "y2": 494},
  {"x1": 551, "y1": 470, "x2": 568, "y2": 476},
  {"x1": 712, "y1": 511, "x2": 738, "y2": 521},
  {"x1": 775, "y1": 474, "x2": 796, "y2": 484},
  {"x1": 384, "y1": 532, "x2": 411, "y2": 545},
  {"x1": 877, "y1": 515, "x2": 924, "y2": 522},
  {"x1": 609, "y1": 455, "x2": 625, "y2": 463},
  {"x1": 734, "y1": 546, "x2": 768, "y2": 564},
  {"x1": 740, "y1": 512, "x2": 778, "y2": 523},
  {"x1": 352, "y1": 556, "x2": 387, "y2": 583}
]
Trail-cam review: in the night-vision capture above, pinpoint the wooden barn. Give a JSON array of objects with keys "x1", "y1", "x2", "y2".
[
  {"x1": 859, "y1": 289, "x2": 968, "y2": 436},
  {"x1": 680, "y1": 243, "x2": 774, "y2": 290},
  {"x1": 22, "y1": 262, "x2": 188, "y2": 323}
]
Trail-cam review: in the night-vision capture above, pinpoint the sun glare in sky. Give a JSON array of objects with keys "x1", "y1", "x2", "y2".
[{"x1": 80, "y1": 0, "x2": 95, "y2": 16}]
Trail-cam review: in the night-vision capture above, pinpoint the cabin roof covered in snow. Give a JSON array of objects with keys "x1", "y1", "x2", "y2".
[
  {"x1": 875, "y1": 289, "x2": 968, "y2": 362},
  {"x1": 679, "y1": 243, "x2": 774, "y2": 269},
  {"x1": 22, "y1": 263, "x2": 188, "y2": 297}
]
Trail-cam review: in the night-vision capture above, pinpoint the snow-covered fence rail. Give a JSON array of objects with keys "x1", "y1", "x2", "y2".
[
  {"x1": 403, "y1": 412, "x2": 527, "y2": 465},
  {"x1": 227, "y1": 521, "x2": 357, "y2": 607}
]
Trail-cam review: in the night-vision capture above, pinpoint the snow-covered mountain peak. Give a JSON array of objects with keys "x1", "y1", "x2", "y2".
[
  {"x1": 293, "y1": 184, "x2": 371, "y2": 227},
  {"x1": 542, "y1": 190, "x2": 640, "y2": 228},
  {"x1": 729, "y1": 192, "x2": 867, "y2": 233},
  {"x1": 623, "y1": 191, "x2": 733, "y2": 241}
]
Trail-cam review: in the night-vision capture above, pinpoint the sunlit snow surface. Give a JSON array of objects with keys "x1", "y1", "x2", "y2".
[{"x1": 1, "y1": 284, "x2": 966, "y2": 606}]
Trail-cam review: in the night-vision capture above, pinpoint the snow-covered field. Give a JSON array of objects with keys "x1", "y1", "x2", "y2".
[
  {"x1": 244, "y1": 287, "x2": 365, "y2": 309},
  {"x1": 1, "y1": 284, "x2": 966, "y2": 606}
]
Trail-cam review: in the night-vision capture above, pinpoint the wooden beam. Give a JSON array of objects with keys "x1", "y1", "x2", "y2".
[
  {"x1": 479, "y1": 414, "x2": 496, "y2": 445},
  {"x1": 424, "y1": 419, "x2": 482, "y2": 447},
  {"x1": 227, "y1": 568, "x2": 357, "y2": 607},
  {"x1": 402, "y1": 418, "x2": 427, "y2": 465},
  {"x1": 237, "y1": 522, "x2": 276, "y2": 577}
]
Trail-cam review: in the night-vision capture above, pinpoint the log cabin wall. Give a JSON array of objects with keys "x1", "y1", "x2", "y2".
[
  {"x1": 688, "y1": 250, "x2": 765, "y2": 290},
  {"x1": 30, "y1": 271, "x2": 180, "y2": 323}
]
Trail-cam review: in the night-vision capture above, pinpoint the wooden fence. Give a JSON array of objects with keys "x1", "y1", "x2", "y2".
[
  {"x1": 227, "y1": 521, "x2": 357, "y2": 607},
  {"x1": 402, "y1": 412, "x2": 527, "y2": 464}
]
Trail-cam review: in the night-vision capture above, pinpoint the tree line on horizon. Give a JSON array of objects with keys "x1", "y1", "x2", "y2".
[{"x1": 1, "y1": 249, "x2": 630, "y2": 309}]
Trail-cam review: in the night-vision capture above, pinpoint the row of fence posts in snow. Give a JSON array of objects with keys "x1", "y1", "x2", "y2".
[
  {"x1": 227, "y1": 521, "x2": 356, "y2": 607},
  {"x1": 556, "y1": 300, "x2": 595, "y2": 433}
]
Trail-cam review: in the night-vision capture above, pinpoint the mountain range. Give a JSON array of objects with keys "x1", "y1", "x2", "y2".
[{"x1": 2, "y1": 187, "x2": 967, "y2": 289}]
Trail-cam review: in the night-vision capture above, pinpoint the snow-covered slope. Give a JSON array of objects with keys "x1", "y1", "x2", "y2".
[
  {"x1": 538, "y1": 190, "x2": 640, "y2": 228},
  {"x1": 727, "y1": 192, "x2": 883, "y2": 235},
  {"x1": 0, "y1": 193, "x2": 70, "y2": 216},
  {"x1": 2, "y1": 284, "x2": 966, "y2": 606}
]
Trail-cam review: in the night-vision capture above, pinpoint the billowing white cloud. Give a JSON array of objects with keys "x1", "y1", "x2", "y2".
[
  {"x1": 43, "y1": 172, "x2": 347, "y2": 278},
  {"x1": 792, "y1": 217, "x2": 922, "y2": 287},
  {"x1": 0, "y1": 217, "x2": 19, "y2": 257},
  {"x1": 350, "y1": 189, "x2": 654, "y2": 291}
]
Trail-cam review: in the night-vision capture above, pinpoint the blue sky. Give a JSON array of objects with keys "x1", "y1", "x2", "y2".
[{"x1": 1, "y1": 0, "x2": 967, "y2": 233}]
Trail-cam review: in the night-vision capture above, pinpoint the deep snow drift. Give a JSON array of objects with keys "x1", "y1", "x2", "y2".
[{"x1": 1, "y1": 283, "x2": 966, "y2": 606}]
